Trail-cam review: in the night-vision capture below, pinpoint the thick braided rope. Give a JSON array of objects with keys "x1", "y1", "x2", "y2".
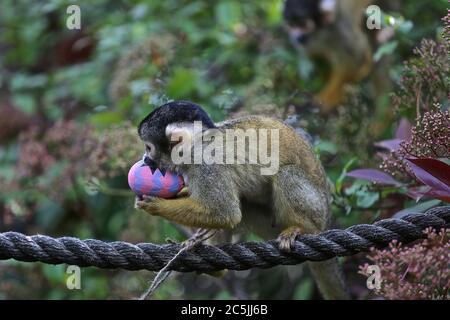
[{"x1": 0, "y1": 206, "x2": 448, "y2": 273}]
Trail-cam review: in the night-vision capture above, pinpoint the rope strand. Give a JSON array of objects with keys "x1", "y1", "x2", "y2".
[{"x1": 0, "y1": 206, "x2": 448, "y2": 273}]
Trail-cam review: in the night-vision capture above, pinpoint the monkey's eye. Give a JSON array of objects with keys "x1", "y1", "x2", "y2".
[{"x1": 145, "y1": 144, "x2": 152, "y2": 153}]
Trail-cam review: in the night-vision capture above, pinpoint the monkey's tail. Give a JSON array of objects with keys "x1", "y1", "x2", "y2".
[{"x1": 308, "y1": 258, "x2": 350, "y2": 300}]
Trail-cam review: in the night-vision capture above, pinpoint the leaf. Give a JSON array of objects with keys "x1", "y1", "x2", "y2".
[
  {"x1": 12, "y1": 94, "x2": 36, "y2": 115},
  {"x1": 406, "y1": 158, "x2": 450, "y2": 193},
  {"x1": 347, "y1": 169, "x2": 401, "y2": 186},
  {"x1": 375, "y1": 118, "x2": 412, "y2": 151},
  {"x1": 215, "y1": 2, "x2": 242, "y2": 28},
  {"x1": 423, "y1": 189, "x2": 450, "y2": 203},
  {"x1": 357, "y1": 191, "x2": 380, "y2": 208},
  {"x1": 315, "y1": 141, "x2": 338, "y2": 155},
  {"x1": 344, "y1": 181, "x2": 380, "y2": 208},
  {"x1": 166, "y1": 68, "x2": 198, "y2": 99},
  {"x1": 266, "y1": 0, "x2": 282, "y2": 25},
  {"x1": 373, "y1": 40, "x2": 398, "y2": 62},
  {"x1": 395, "y1": 118, "x2": 412, "y2": 140},
  {"x1": 375, "y1": 138, "x2": 403, "y2": 151},
  {"x1": 424, "y1": 189, "x2": 450, "y2": 202},
  {"x1": 396, "y1": 20, "x2": 413, "y2": 33},
  {"x1": 392, "y1": 199, "x2": 441, "y2": 218},
  {"x1": 406, "y1": 186, "x2": 450, "y2": 203},
  {"x1": 406, "y1": 185, "x2": 430, "y2": 201}
]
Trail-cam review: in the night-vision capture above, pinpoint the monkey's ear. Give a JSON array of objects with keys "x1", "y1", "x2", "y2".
[{"x1": 319, "y1": 0, "x2": 336, "y2": 25}]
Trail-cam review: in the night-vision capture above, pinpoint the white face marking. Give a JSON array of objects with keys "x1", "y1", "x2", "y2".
[
  {"x1": 320, "y1": 0, "x2": 336, "y2": 12},
  {"x1": 144, "y1": 141, "x2": 156, "y2": 159},
  {"x1": 288, "y1": 19, "x2": 315, "y2": 44},
  {"x1": 289, "y1": 26, "x2": 305, "y2": 39},
  {"x1": 165, "y1": 122, "x2": 195, "y2": 137}
]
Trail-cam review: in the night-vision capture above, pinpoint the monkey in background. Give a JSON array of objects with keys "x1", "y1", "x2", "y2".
[
  {"x1": 283, "y1": 0, "x2": 384, "y2": 113},
  {"x1": 135, "y1": 100, "x2": 349, "y2": 299}
]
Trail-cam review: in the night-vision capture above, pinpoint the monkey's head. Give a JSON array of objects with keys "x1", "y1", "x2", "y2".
[
  {"x1": 283, "y1": 0, "x2": 336, "y2": 44},
  {"x1": 138, "y1": 100, "x2": 216, "y2": 173}
]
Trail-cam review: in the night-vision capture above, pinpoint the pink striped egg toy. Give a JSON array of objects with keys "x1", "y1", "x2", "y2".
[{"x1": 128, "y1": 160, "x2": 184, "y2": 198}]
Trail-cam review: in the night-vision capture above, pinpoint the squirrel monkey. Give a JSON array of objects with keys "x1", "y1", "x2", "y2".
[
  {"x1": 283, "y1": 0, "x2": 373, "y2": 113},
  {"x1": 135, "y1": 100, "x2": 349, "y2": 299}
]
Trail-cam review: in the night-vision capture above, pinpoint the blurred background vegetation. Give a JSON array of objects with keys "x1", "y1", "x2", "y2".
[{"x1": 0, "y1": 0, "x2": 448, "y2": 299}]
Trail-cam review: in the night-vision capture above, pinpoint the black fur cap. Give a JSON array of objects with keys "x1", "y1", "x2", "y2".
[
  {"x1": 138, "y1": 100, "x2": 216, "y2": 146},
  {"x1": 283, "y1": 0, "x2": 322, "y2": 27}
]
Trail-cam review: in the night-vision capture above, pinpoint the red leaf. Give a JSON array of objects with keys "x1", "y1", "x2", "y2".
[
  {"x1": 406, "y1": 186, "x2": 450, "y2": 203},
  {"x1": 374, "y1": 118, "x2": 412, "y2": 152},
  {"x1": 395, "y1": 118, "x2": 412, "y2": 140},
  {"x1": 423, "y1": 189, "x2": 450, "y2": 203},
  {"x1": 347, "y1": 169, "x2": 401, "y2": 186},
  {"x1": 406, "y1": 158, "x2": 450, "y2": 193},
  {"x1": 405, "y1": 186, "x2": 431, "y2": 201},
  {"x1": 375, "y1": 139, "x2": 403, "y2": 151}
]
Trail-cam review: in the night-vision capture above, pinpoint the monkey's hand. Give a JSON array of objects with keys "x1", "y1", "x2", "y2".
[
  {"x1": 177, "y1": 186, "x2": 190, "y2": 198},
  {"x1": 134, "y1": 192, "x2": 240, "y2": 229},
  {"x1": 134, "y1": 195, "x2": 160, "y2": 215},
  {"x1": 134, "y1": 186, "x2": 190, "y2": 213}
]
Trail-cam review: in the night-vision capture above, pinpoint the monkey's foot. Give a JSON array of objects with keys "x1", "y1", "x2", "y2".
[{"x1": 277, "y1": 227, "x2": 302, "y2": 252}]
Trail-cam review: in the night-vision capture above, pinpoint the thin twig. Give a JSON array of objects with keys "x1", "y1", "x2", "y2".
[{"x1": 139, "y1": 229, "x2": 216, "y2": 300}]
